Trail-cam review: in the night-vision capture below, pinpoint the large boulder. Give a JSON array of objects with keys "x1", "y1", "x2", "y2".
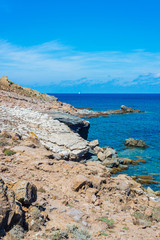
[
  {"x1": 89, "y1": 140, "x2": 99, "y2": 149},
  {"x1": 121, "y1": 105, "x2": 128, "y2": 111},
  {"x1": 26, "y1": 206, "x2": 46, "y2": 232},
  {"x1": 104, "y1": 147, "x2": 117, "y2": 158},
  {"x1": 97, "y1": 147, "x2": 118, "y2": 162},
  {"x1": 72, "y1": 175, "x2": 92, "y2": 191},
  {"x1": 115, "y1": 174, "x2": 141, "y2": 192},
  {"x1": 124, "y1": 138, "x2": 148, "y2": 148},
  {"x1": 12, "y1": 180, "x2": 37, "y2": 206},
  {"x1": 0, "y1": 178, "x2": 15, "y2": 230},
  {"x1": 0, "y1": 178, "x2": 24, "y2": 232},
  {"x1": 97, "y1": 151, "x2": 106, "y2": 161},
  {"x1": 102, "y1": 159, "x2": 119, "y2": 168},
  {"x1": 0, "y1": 76, "x2": 11, "y2": 90}
]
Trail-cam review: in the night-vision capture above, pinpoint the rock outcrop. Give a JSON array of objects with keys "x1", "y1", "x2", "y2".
[
  {"x1": 0, "y1": 178, "x2": 16, "y2": 231},
  {"x1": 0, "y1": 178, "x2": 25, "y2": 235},
  {"x1": 0, "y1": 76, "x2": 143, "y2": 121},
  {"x1": 124, "y1": 138, "x2": 148, "y2": 148},
  {"x1": 88, "y1": 139, "x2": 99, "y2": 149},
  {"x1": 47, "y1": 111, "x2": 90, "y2": 139},
  {"x1": 0, "y1": 130, "x2": 160, "y2": 239},
  {"x1": 12, "y1": 180, "x2": 37, "y2": 206},
  {"x1": 75, "y1": 105, "x2": 143, "y2": 118},
  {"x1": 93, "y1": 146, "x2": 119, "y2": 168},
  {"x1": 1, "y1": 76, "x2": 158, "y2": 240},
  {"x1": 120, "y1": 105, "x2": 141, "y2": 113},
  {"x1": 72, "y1": 175, "x2": 92, "y2": 191},
  {"x1": 0, "y1": 106, "x2": 90, "y2": 161},
  {"x1": 0, "y1": 177, "x2": 48, "y2": 239},
  {"x1": 0, "y1": 76, "x2": 57, "y2": 102}
]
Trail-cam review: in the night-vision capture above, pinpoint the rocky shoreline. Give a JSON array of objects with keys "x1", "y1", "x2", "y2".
[
  {"x1": 0, "y1": 76, "x2": 160, "y2": 240},
  {"x1": 0, "y1": 77, "x2": 143, "y2": 119}
]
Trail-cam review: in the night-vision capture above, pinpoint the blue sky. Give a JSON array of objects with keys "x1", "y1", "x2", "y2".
[{"x1": 1, "y1": 0, "x2": 160, "y2": 93}]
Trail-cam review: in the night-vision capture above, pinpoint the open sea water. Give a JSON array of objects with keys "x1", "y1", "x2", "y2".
[{"x1": 51, "y1": 93, "x2": 160, "y2": 191}]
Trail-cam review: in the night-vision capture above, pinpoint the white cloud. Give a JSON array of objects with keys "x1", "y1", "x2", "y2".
[{"x1": 1, "y1": 40, "x2": 160, "y2": 88}]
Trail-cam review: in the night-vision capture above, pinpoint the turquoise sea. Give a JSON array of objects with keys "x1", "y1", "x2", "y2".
[{"x1": 51, "y1": 93, "x2": 160, "y2": 191}]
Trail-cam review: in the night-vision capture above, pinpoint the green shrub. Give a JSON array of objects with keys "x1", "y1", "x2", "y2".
[
  {"x1": 4, "y1": 149, "x2": 16, "y2": 156},
  {"x1": 100, "y1": 231, "x2": 108, "y2": 236},
  {"x1": 98, "y1": 217, "x2": 114, "y2": 228},
  {"x1": 37, "y1": 187, "x2": 46, "y2": 193},
  {"x1": 67, "y1": 204, "x2": 73, "y2": 208},
  {"x1": 49, "y1": 230, "x2": 68, "y2": 240},
  {"x1": 123, "y1": 227, "x2": 128, "y2": 230},
  {"x1": 8, "y1": 80, "x2": 14, "y2": 85},
  {"x1": 67, "y1": 225, "x2": 91, "y2": 240}
]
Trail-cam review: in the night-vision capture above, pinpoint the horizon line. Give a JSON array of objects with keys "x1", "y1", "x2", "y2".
[{"x1": 47, "y1": 92, "x2": 160, "y2": 94}]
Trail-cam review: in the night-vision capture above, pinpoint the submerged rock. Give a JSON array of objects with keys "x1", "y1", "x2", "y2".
[
  {"x1": 124, "y1": 138, "x2": 148, "y2": 148},
  {"x1": 121, "y1": 158, "x2": 133, "y2": 165},
  {"x1": 102, "y1": 159, "x2": 119, "y2": 168},
  {"x1": 138, "y1": 179, "x2": 158, "y2": 184},
  {"x1": 137, "y1": 175, "x2": 154, "y2": 180}
]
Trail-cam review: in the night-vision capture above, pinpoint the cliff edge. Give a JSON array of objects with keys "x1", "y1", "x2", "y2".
[{"x1": 0, "y1": 76, "x2": 57, "y2": 102}]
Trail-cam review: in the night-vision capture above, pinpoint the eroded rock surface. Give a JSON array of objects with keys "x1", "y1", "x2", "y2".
[
  {"x1": 0, "y1": 76, "x2": 57, "y2": 102},
  {"x1": 47, "y1": 111, "x2": 90, "y2": 139},
  {"x1": 0, "y1": 130, "x2": 160, "y2": 240},
  {"x1": 0, "y1": 178, "x2": 27, "y2": 236},
  {"x1": 0, "y1": 178, "x2": 16, "y2": 231},
  {"x1": 94, "y1": 146, "x2": 120, "y2": 168},
  {"x1": 0, "y1": 76, "x2": 143, "y2": 120},
  {"x1": 124, "y1": 138, "x2": 148, "y2": 148},
  {"x1": 0, "y1": 106, "x2": 89, "y2": 161},
  {"x1": 0, "y1": 77, "x2": 158, "y2": 240},
  {"x1": 12, "y1": 180, "x2": 37, "y2": 206}
]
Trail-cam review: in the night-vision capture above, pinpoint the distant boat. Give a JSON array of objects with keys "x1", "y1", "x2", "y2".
[{"x1": 78, "y1": 92, "x2": 80, "y2": 94}]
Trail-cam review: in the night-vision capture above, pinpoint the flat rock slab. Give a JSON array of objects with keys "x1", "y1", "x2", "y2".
[
  {"x1": 0, "y1": 106, "x2": 89, "y2": 161},
  {"x1": 46, "y1": 111, "x2": 90, "y2": 139},
  {"x1": 67, "y1": 208, "x2": 84, "y2": 222}
]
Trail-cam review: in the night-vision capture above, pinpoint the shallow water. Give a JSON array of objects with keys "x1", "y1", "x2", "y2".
[{"x1": 51, "y1": 93, "x2": 160, "y2": 191}]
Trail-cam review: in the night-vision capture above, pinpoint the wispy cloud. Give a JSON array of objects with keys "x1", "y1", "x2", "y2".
[{"x1": 1, "y1": 40, "x2": 160, "y2": 89}]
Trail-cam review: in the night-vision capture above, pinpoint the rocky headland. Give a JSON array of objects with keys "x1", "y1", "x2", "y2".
[{"x1": 0, "y1": 76, "x2": 160, "y2": 240}]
